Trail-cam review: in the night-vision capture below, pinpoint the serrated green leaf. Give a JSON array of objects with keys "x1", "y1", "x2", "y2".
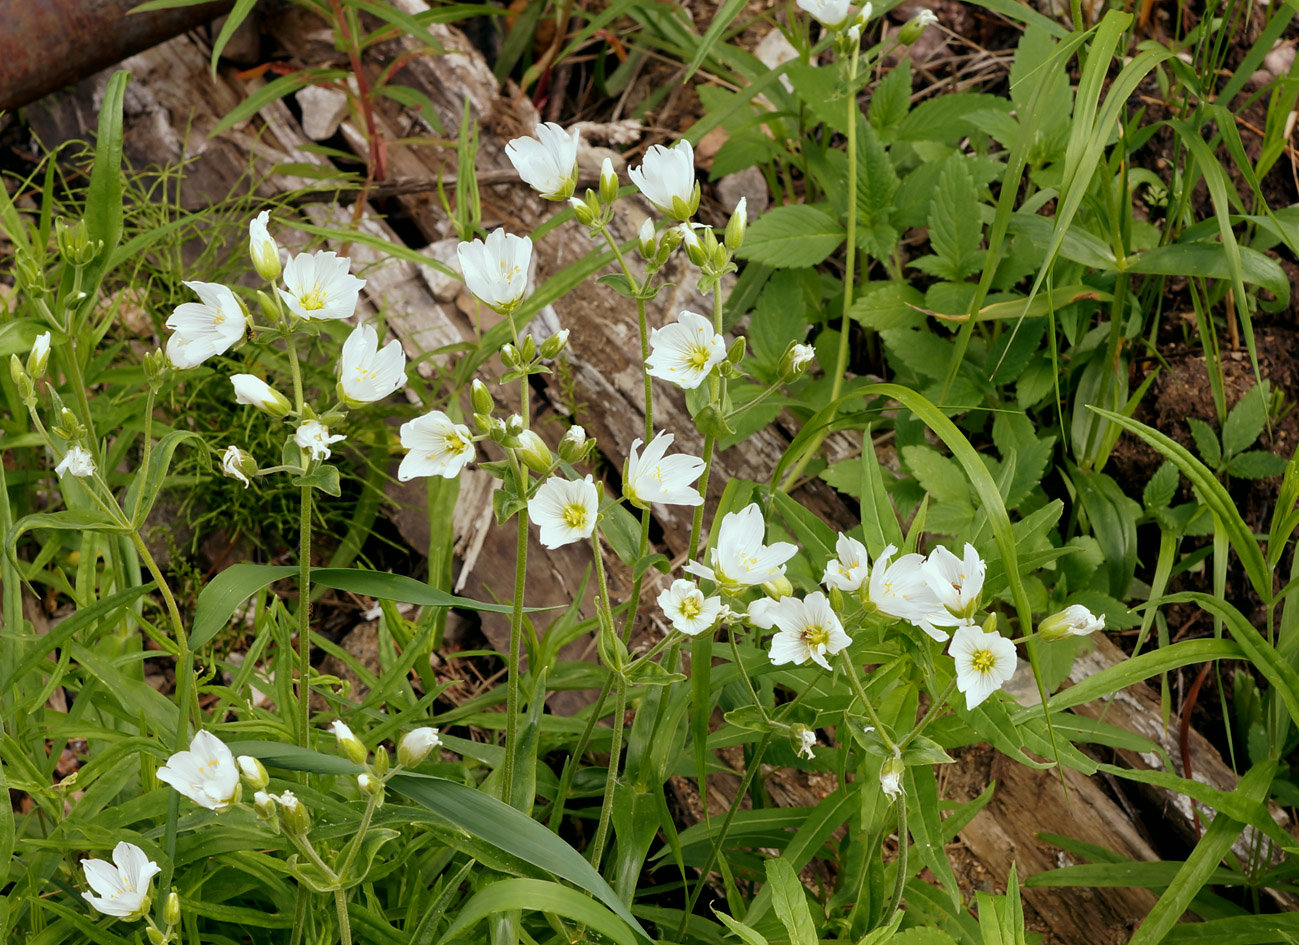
[
  {"x1": 902, "y1": 445, "x2": 970, "y2": 505},
  {"x1": 1143, "y1": 460, "x2": 1180, "y2": 510},
  {"x1": 1223, "y1": 383, "x2": 1268, "y2": 457},
  {"x1": 926, "y1": 157, "x2": 984, "y2": 281},
  {"x1": 870, "y1": 58, "x2": 912, "y2": 137},
  {"x1": 848, "y1": 282, "x2": 925, "y2": 331},
  {"x1": 735, "y1": 205, "x2": 845, "y2": 268},
  {"x1": 1228, "y1": 450, "x2": 1288, "y2": 480}
]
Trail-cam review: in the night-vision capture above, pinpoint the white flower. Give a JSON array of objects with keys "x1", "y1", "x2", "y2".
[
  {"x1": 230, "y1": 374, "x2": 291, "y2": 417},
  {"x1": 796, "y1": 0, "x2": 853, "y2": 28},
  {"x1": 794, "y1": 725, "x2": 817, "y2": 760},
  {"x1": 625, "y1": 431, "x2": 705, "y2": 509},
  {"x1": 949, "y1": 624, "x2": 1018, "y2": 710},
  {"x1": 54, "y1": 445, "x2": 95, "y2": 479},
  {"x1": 782, "y1": 343, "x2": 815, "y2": 377},
  {"x1": 685, "y1": 504, "x2": 797, "y2": 590},
  {"x1": 646, "y1": 310, "x2": 727, "y2": 390},
  {"x1": 165, "y1": 280, "x2": 247, "y2": 369},
  {"x1": 923, "y1": 543, "x2": 986, "y2": 621},
  {"x1": 221, "y1": 445, "x2": 256, "y2": 487},
  {"x1": 880, "y1": 756, "x2": 904, "y2": 801},
  {"x1": 249, "y1": 210, "x2": 281, "y2": 280},
  {"x1": 397, "y1": 727, "x2": 442, "y2": 767},
  {"x1": 1039, "y1": 604, "x2": 1106, "y2": 641},
  {"x1": 529, "y1": 475, "x2": 600, "y2": 551},
  {"x1": 530, "y1": 475, "x2": 599, "y2": 548},
  {"x1": 658, "y1": 579, "x2": 723, "y2": 635},
  {"x1": 338, "y1": 323, "x2": 406, "y2": 404},
  {"x1": 30, "y1": 330, "x2": 51, "y2": 376},
  {"x1": 767, "y1": 591, "x2": 852, "y2": 671},
  {"x1": 457, "y1": 229, "x2": 532, "y2": 314},
  {"x1": 330, "y1": 720, "x2": 367, "y2": 764},
  {"x1": 747, "y1": 597, "x2": 780, "y2": 630},
  {"x1": 628, "y1": 139, "x2": 698, "y2": 220},
  {"x1": 868, "y1": 544, "x2": 959, "y2": 642},
  {"x1": 81, "y1": 841, "x2": 161, "y2": 919},
  {"x1": 295, "y1": 419, "x2": 345, "y2": 462},
  {"x1": 822, "y1": 533, "x2": 870, "y2": 592},
  {"x1": 156, "y1": 729, "x2": 240, "y2": 812},
  {"x1": 279, "y1": 251, "x2": 365, "y2": 320},
  {"x1": 505, "y1": 123, "x2": 581, "y2": 200},
  {"x1": 399, "y1": 410, "x2": 475, "y2": 480}
]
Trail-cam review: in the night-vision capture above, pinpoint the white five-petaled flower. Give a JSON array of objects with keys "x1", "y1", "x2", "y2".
[
  {"x1": 457, "y1": 229, "x2": 533, "y2": 314},
  {"x1": 796, "y1": 0, "x2": 854, "y2": 29},
  {"x1": 505, "y1": 123, "x2": 581, "y2": 200},
  {"x1": 747, "y1": 597, "x2": 779, "y2": 630},
  {"x1": 1038, "y1": 604, "x2": 1106, "y2": 641},
  {"x1": 657, "y1": 579, "x2": 723, "y2": 636},
  {"x1": 279, "y1": 251, "x2": 365, "y2": 320},
  {"x1": 645, "y1": 310, "x2": 727, "y2": 390},
  {"x1": 230, "y1": 374, "x2": 291, "y2": 417},
  {"x1": 156, "y1": 729, "x2": 241, "y2": 812},
  {"x1": 949, "y1": 624, "x2": 1018, "y2": 710},
  {"x1": 530, "y1": 475, "x2": 599, "y2": 549},
  {"x1": 685, "y1": 503, "x2": 797, "y2": 590},
  {"x1": 767, "y1": 591, "x2": 852, "y2": 671},
  {"x1": 628, "y1": 139, "x2": 698, "y2": 221},
  {"x1": 165, "y1": 280, "x2": 247, "y2": 369},
  {"x1": 822, "y1": 533, "x2": 870, "y2": 592},
  {"x1": 249, "y1": 210, "x2": 281, "y2": 281},
  {"x1": 338, "y1": 323, "x2": 406, "y2": 404},
  {"x1": 54, "y1": 445, "x2": 95, "y2": 479},
  {"x1": 625, "y1": 431, "x2": 705, "y2": 509},
  {"x1": 923, "y1": 543, "x2": 986, "y2": 622},
  {"x1": 295, "y1": 419, "x2": 345, "y2": 462},
  {"x1": 81, "y1": 841, "x2": 161, "y2": 919},
  {"x1": 399, "y1": 410, "x2": 475, "y2": 480},
  {"x1": 868, "y1": 543, "x2": 959, "y2": 642}
]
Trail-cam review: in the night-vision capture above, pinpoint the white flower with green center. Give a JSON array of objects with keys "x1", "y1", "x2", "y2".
[
  {"x1": 868, "y1": 543, "x2": 959, "y2": 642},
  {"x1": 628, "y1": 139, "x2": 699, "y2": 221},
  {"x1": 822, "y1": 533, "x2": 870, "y2": 592},
  {"x1": 165, "y1": 280, "x2": 247, "y2": 369},
  {"x1": 949, "y1": 624, "x2": 1017, "y2": 709},
  {"x1": 81, "y1": 841, "x2": 160, "y2": 919},
  {"x1": 506, "y1": 122, "x2": 581, "y2": 200},
  {"x1": 156, "y1": 729, "x2": 241, "y2": 812},
  {"x1": 1038, "y1": 604, "x2": 1106, "y2": 641},
  {"x1": 294, "y1": 419, "x2": 345, "y2": 462},
  {"x1": 54, "y1": 445, "x2": 95, "y2": 479},
  {"x1": 338, "y1": 323, "x2": 407, "y2": 404},
  {"x1": 530, "y1": 474, "x2": 599, "y2": 549},
  {"x1": 767, "y1": 591, "x2": 852, "y2": 671},
  {"x1": 625, "y1": 431, "x2": 705, "y2": 509},
  {"x1": 645, "y1": 310, "x2": 727, "y2": 390},
  {"x1": 684, "y1": 503, "x2": 797, "y2": 591},
  {"x1": 279, "y1": 251, "x2": 365, "y2": 320},
  {"x1": 657, "y1": 579, "x2": 723, "y2": 635},
  {"x1": 923, "y1": 542, "x2": 986, "y2": 621},
  {"x1": 398, "y1": 410, "x2": 475, "y2": 480},
  {"x1": 457, "y1": 229, "x2": 533, "y2": 314}
]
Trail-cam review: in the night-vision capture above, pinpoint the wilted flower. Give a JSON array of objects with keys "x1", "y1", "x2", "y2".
[
  {"x1": 530, "y1": 475, "x2": 599, "y2": 549},
  {"x1": 923, "y1": 543, "x2": 986, "y2": 622},
  {"x1": 796, "y1": 0, "x2": 853, "y2": 29},
  {"x1": 628, "y1": 139, "x2": 699, "y2": 221},
  {"x1": 54, "y1": 445, "x2": 95, "y2": 479},
  {"x1": 685, "y1": 503, "x2": 797, "y2": 590},
  {"x1": 1039, "y1": 604, "x2": 1106, "y2": 641},
  {"x1": 880, "y1": 756, "x2": 905, "y2": 801},
  {"x1": 80, "y1": 841, "x2": 160, "y2": 919},
  {"x1": 949, "y1": 624, "x2": 1017, "y2": 710},
  {"x1": 646, "y1": 310, "x2": 727, "y2": 390},
  {"x1": 279, "y1": 251, "x2": 365, "y2": 320},
  {"x1": 273, "y1": 789, "x2": 310, "y2": 833},
  {"x1": 295, "y1": 419, "x2": 345, "y2": 462},
  {"x1": 399, "y1": 410, "x2": 475, "y2": 480},
  {"x1": 869, "y1": 544, "x2": 959, "y2": 642},
  {"x1": 230, "y1": 374, "x2": 291, "y2": 417},
  {"x1": 506, "y1": 123, "x2": 581, "y2": 200},
  {"x1": 625, "y1": 431, "x2": 705, "y2": 509},
  {"x1": 780, "y1": 342, "x2": 815, "y2": 378},
  {"x1": 657, "y1": 579, "x2": 723, "y2": 635},
  {"x1": 156, "y1": 729, "x2": 241, "y2": 812},
  {"x1": 221, "y1": 445, "x2": 256, "y2": 488},
  {"x1": 457, "y1": 229, "x2": 532, "y2": 314},
  {"x1": 793, "y1": 725, "x2": 817, "y2": 760},
  {"x1": 397, "y1": 727, "x2": 442, "y2": 767},
  {"x1": 767, "y1": 591, "x2": 852, "y2": 670},
  {"x1": 249, "y1": 210, "x2": 281, "y2": 281},
  {"x1": 338, "y1": 323, "x2": 406, "y2": 405},
  {"x1": 822, "y1": 533, "x2": 870, "y2": 592},
  {"x1": 165, "y1": 280, "x2": 247, "y2": 369}
]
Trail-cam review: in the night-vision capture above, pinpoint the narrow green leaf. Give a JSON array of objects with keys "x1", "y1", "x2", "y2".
[
  {"x1": 766, "y1": 858, "x2": 817, "y2": 945},
  {"x1": 435, "y1": 878, "x2": 636, "y2": 945}
]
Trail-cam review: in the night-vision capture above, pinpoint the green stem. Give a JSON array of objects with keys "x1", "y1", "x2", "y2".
[
  {"x1": 588, "y1": 533, "x2": 626, "y2": 873},
  {"x1": 131, "y1": 387, "x2": 156, "y2": 524},
  {"x1": 335, "y1": 787, "x2": 381, "y2": 886},
  {"x1": 502, "y1": 452, "x2": 529, "y2": 807},
  {"x1": 898, "y1": 678, "x2": 957, "y2": 749},
  {"x1": 841, "y1": 655, "x2": 897, "y2": 755},
  {"x1": 728, "y1": 629, "x2": 770, "y2": 723},
  {"x1": 297, "y1": 485, "x2": 313, "y2": 749},
  {"x1": 885, "y1": 792, "x2": 909, "y2": 917},
  {"x1": 334, "y1": 889, "x2": 353, "y2": 945}
]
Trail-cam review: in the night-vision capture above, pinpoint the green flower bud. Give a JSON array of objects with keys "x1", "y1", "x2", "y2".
[
  {"x1": 256, "y1": 289, "x2": 279, "y2": 323},
  {"x1": 501, "y1": 343, "x2": 521, "y2": 368},
  {"x1": 372, "y1": 744, "x2": 390, "y2": 775},
  {"x1": 14, "y1": 252, "x2": 46, "y2": 296},
  {"x1": 473, "y1": 412, "x2": 495, "y2": 434},
  {"x1": 726, "y1": 335, "x2": 747, "y2": 366},
  {"x1": 599, "y1": 157, "x2": 619, "y2": 205},
  {"x1": 516, "y1": 429, "x2": 553, "y2": 474},
  {"x1": 898, "y1": 8, "x2": 938, "y2": 45},
  {"x1": 762, "y1": 574, "x2": 793, "y2": 600},
  {"x1": 357, "y1": 773, "x2": 384, "y2": 796},
  {"x1": 253, "y1": 790, "x2": 278, "y2": 822},
  {"x1": 520, "y1": 334, "x2": 537, "y2": 363},
  {"x1": 329, "y1": 720, "x2": 368, "y2": 766},
  {"x1": 539, "y1": 328, "x2": 569, "y2": 360},
  {"x1": 164, "y1": 890, "x2": 182, "y2": 926},
  {"x1": 143, "y1": 348, "x2": 169, "y2": 388},
  {"x1": 27, "y1": 331, "x2": 51, "y2": 380},
  {"x1": 505, "y1": 413, "x2": 525, "y2": 437},
  {"x1": 568, "y1": 194, "x2": 598, "y2": 226},
  {"x1": 637, "y1": 218, "x2": 657, "y2": 259},
  {"x1": 397, "y1": 727, "x2": 442, "y2": 767},
  {"x1": 471, "y1": 378, "x2": 495, "y2": 416},
  {"x1": 147, "y1": 926, "x2": 166, "y2": 945},
  {"x1": 276, "y1": 790, "x2": 310, "y2": 835},
  {"x1": 725, "y1": 197, "x2": 748, "y2": 250},
  {"x1": 237, "y1": 755, "x2": 269, "y2": 790},
  {"x1": 680, "y1": 225, "x2": 708, "y2": 267},
  {"x1": 558, "y1": 424, "x2": 590, "y2": 463}
]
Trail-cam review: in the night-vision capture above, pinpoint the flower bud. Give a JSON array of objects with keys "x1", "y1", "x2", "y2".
[
  {"x1": 780, "y1": 342, "x2": 815, "y2": 379},
  {"x1": 473, "y1": 412, "x2": 495, "y2": 434},
  {"x1": 330, "y1": 720, "x2": 368, "y2": 765},
  {"x1": 725, "y1": 197, "x2": 748, "y2": 250},
  {"x1": 397, "y1": 726, "x2": 442, "y2": 767},
  {"x1": 762, "y1": 575, "x2": 793, "y2": 600},
  {"x1": 520, "y1": 334, "x2": 537, "y2": 362},
  {"x1": 558, "y1": 424, "x2": 589, "y2": 463},
  {"x1": 358, "y1": 773, "x2": 383, "y2": 796},
  {"x1": 505, "y1": 413, "x2": 525, "y2": 437},
  {"x1": 569, "y1": 195, "x2": 598, "y2": 226},
  {"x1": 28, "y1": 331, "x2": 51, "y2": 380},
  {"x1": 471, "y1": 378, "x2": 495, "y2": 416},
  {"x1": 898, "y1": 7, "x2": 937, "y2": 45},
  {"x1": 56, "y1": 218, "x2": 101, "y2": 266},
  {"x1": 501, "y1": 343, "x2": 521, "y2": 368},
  {"x1": 231, "y1": 375, "x2": 292, "y2": 419},
  {"x1": 143, "y1": 348, "x2": 169, "y2": 387},
  {"x1": 880, "y1": 755, "x2": 905, "y2": 801},
  {"x1": 516, "y1": 429, "x2": 553, "y2": 474},
  {"x1": 680, "y1": 224, "x2": 708, "y2": 267},
  {"x1": 147, "y1": 927, "x2": 166, "y2": 945},
  {"x1": 237, "y1": 755, "x2": 269, "y2": 791},
  {"x1": 256, "y1": 289, "x2": 279, "y2": 323},
  {"x1": 54, "y1": 407, "x2": 86, "y2": 442},
  {"x1": 221, "y1": 446, "x2": 258, "y2": 488},
  {"x1": 599, "y1": 157, "x2": 619, "y2": 205},
  {"x1": 253, "y1": 790, "x2": 277, "y2": 821},
  {"x1": 637, "y1": 218, "x2": 657, "y2": 258},
  {"x1": 726, "y1": 335, "x2": 747, "y2": 366},
  {"x1": 657, "y1": 225, "x2": 684, "y2": 260},
  {"x1": 539, "y1": 328, "x2": 569, "y2": 360},
  {"x1": 372, "y1": 744, "x2": 390, "y2": 775},
  {"x1": 164, "y1": 890, "x2": 182, "y2": 926},
  {"x1": 9, "y1": 354, "x2": 33, "y2": 404},
  {"x1": 276, "y1": 790, "x2": 310, "y2": 834},
  {"x1": 249, "y1": 210, "x2": 282, "y2": 282},
  {"x1": 1038, "y1": 604, "x2": 1105, "y2": 641}
]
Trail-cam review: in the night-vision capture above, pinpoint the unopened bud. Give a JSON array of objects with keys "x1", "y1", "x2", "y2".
[
  {"x1": 147, "y1": 926, "x2": 166, "y2": 945},
  {"x1": 762, "y1": 575, "x2": 793, "y2": 600},
  {"x1": 27, "y1": 331, "x2": 51, "y2": 380},
  {"x1": 237, "y1": 755, "x2": 268, "y2": 791},
  {"x1": 898, "y1": 8, "x2": 937, "y2": 45},
  {"x1": 10, "y1": 355, "x2": 33, "y2": 403},
  {"x1": 56, "y1": 218, "x2": 101, "y2": 266},
  {"x1": 539, "y1": 328, "x2": 569, "y2": 360},
  {"x1": 358, "y1": 773, "x2": 383, "y2": 796},
  {"x1": 725, "y1": 197, "x2": 748, "y2": 249},
  {"x1": 780, "y1": 342, "x2": 815, "y2": 379},
  {"x1": 253, "y1": 790, "x2": 277, "y2": 821},
  {"x1": 164, "y1": 890, "x2": 182, "y2": 926},
  {"x1": 143, "y1": 349, "x2": 169, "y2": 387},
  {"x1": 276, "y1": 790, "x2": 310, "y2": 834},
  {"x1": 658, "y1": 225, "x2": 683, "y2": 261},
  {"x1": 680, "y1": 224, "x2": 708, "y2": 267},
  {"x1": 397, "y1": 726, "x2": 442, "y2": 767},
  {"x1": 471, "y1": 379, "x2": 494, "y2": 415},
  {"x1": 14, "y1": 252, "x2": 46, "y2": 296},
  {"x1": 249, "y1": 210, "x2": 282, "y2": 282},
  {"x1": 638, "y1": 218, "x2": 657, "y2": 258},
  {"x1": 256, "y1": 289, "x2": 279, "y2": 323},
  {"x1": 520, "y1": 334, "x2": 537, "y2": 362},
  {"x1": 726, "y1": 336, "x2": 746, "y2": 366},
  {"x1": 501, "y1": 343, "x2": 521, "y2": 368},
  {"x1": 372, "y1": 744, "x2": 390, "y2": 775},
  {"x1": 329, "y1": 720, "x2": 368, "y2": 766},
  {"x1": 558, "y1": 424, "x2": 589, "y2": 463},
  {"x1": 599, "y1": 158, "x2": 619, "y2": 205},
  {"x1": 1038, "y1": 604, "x2": 1105, "y2": 641},
  {"x1": 569, "y1": 195, "x2": 598, "y2": 226},
  {"x1": 473, "y1": 412, "x2": 495, "y2": 434},
  {"x1": 505, "y1": 413, "x2": 525, "y2": 437},
  {"x1": 516, "y1": 429, "x2": 553, "y2": 474}
]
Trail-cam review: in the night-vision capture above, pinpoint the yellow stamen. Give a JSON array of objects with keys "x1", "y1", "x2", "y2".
[
  {"x1": 971, "y1": 649, "x2": 996, "y2": 673},
  {"x1": 562, "y1": 503, "x2": 588, "y2": 529}
]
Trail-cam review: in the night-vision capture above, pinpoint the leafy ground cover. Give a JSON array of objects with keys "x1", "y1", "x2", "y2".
[{"x1": 4, "y1": 1, "x2": 1299, "y2": 943}]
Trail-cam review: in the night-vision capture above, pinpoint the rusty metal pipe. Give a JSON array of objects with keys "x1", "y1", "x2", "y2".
[{"x1": 0, "y1": 0, "x2": 234, "y2": 111}]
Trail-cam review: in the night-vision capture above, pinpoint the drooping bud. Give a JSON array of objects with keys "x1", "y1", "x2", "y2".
[
  {"x1": 237, "y1": 755, "x2": 269, "y2": 791},
  {"x1": 230, "y1": 375, "x2": 292, "y2": 419},
  {"x1": 725, "y1": 197, "x2": 748, "y2": 250},
  {"x1": 329, "y1": 720, "x2": 368, "y2": 766},
  {"x1": 397, "y1": 726, "x2": 442, "y2": 767},
  {"x1": 599, "y1": 157, "x2": 619, "y2": 205}
]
